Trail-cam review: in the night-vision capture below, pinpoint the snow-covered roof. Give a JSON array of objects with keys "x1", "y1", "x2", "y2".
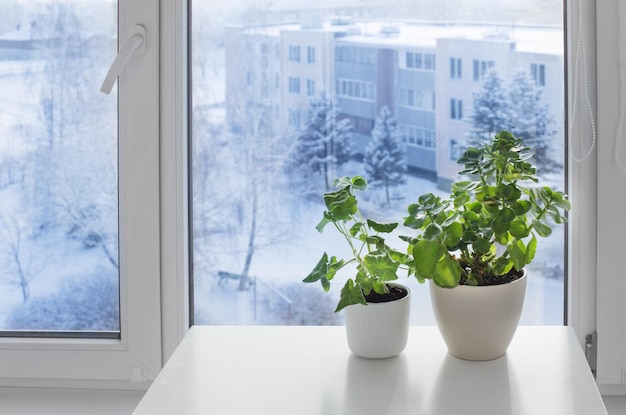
[{"x1": 238, "y1": 20, "x2": 563, "y2": 55}]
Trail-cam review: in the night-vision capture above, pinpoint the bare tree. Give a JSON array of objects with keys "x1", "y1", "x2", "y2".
[{"x1": 0, "y1": 214, "x2": 47, "y2": 302}]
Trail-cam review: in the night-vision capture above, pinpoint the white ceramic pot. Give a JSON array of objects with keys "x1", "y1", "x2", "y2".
[
  {"x1": 344, "y1": 283, "x2": 411, "y2": 359},
  {"x1": 430, "y1": 270, "x2": 527, "y2": 361}
]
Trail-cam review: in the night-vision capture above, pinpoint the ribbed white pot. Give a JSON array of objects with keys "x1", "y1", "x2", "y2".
[
  {"x1": 430, "y1": 270, "x2": 527, "y2": 361},
  {"x1": 344, "y1": 283, "x2": 411, "y2": 359}
]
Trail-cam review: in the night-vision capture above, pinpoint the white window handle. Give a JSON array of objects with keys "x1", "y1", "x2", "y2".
[{"x1": 100, "y1": 24, "x2": 146, "y2": 94}]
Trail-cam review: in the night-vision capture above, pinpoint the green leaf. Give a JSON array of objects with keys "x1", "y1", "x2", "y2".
[
  {"x1": 493, "y1": 257, "x2": 514, "y2": 276},
  {"x1": 315, "y1": 212, "x2": 333, "y2": 233},
  {"x1": 413, "y1": 240, "x2": 446, "y2": 280},
  {"x1": 443, "y1": 221, "x2": 463, "y2": 248},
  {"x1": 423, "y1": 222, "x2": 443, "y2": 240},
  {"x1": 349, "y1": 222, "x2": 364, "y2": 237},
  {"x1": 326, "y1": 256, "x2": 345, "y2": 281},
  {"x1": 508, "y1": 239, "x2": 527, "y2": 271},
  {"x1": 332, "y1": 176, "x2": 353, "y2": 188},
  {"x1": 454, "y1": 193, "x2": 470, "y2": 208},
  {"x1": 323, "y1": 188, "x2": 357, "y2": 221},
  {"x1": 351, "y1": 176, "x2": 367, "y2": 190},
  {"x1": 363, "y1": 251, "x2": 399, "y2": 282},
  {"x1": 335, "y1": 279, "x2": 367, "y2": 312},
  {"x1": 404, "y1": 214, "x2": 425, "y2": 229},
  {"x1": 372, "y1": 280, "x2": 390, "y2": 295},
  {"x1": 474, "y1": 237, "x2": 492, "y2": 254},
  {"x1": 509, "y1": 220, "x2": 529, "y2": 238},
  {"x1": 513, "y1": 200, "x2": 532, "y2": 215},
  {"x1": 433, "y1": 255, "x2": 462, "y2": 288},
  {"x1": 525, "y1": 236, "x2": 537, "y2": 264},
  {"x1": 367, "y1": 219, "x2": 398, "y2": 233},
  {"x1": 303, "y1": 253, "x2": 329, "y2": 284},
  {"x1": 498, "y1": 207, "x2": 516, "y2": 223},
  {"x1": 532, "y1": 220, "x2": 552, "y2": 237},
  {"x1": 492, "y1": 218, "x2": 510, "y2": 235}
]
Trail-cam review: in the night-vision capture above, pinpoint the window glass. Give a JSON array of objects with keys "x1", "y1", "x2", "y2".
[
  {"x1": 191, "y1": 0, "x2": 565, "y2": 326},
  {"x1": 0, "y1": 0, "x2": 119, "y2": 334}
]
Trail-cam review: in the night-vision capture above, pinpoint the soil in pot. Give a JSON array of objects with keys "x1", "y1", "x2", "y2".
[{"x1": 364, "y1": 284, "x2": 408, "y2": 303}]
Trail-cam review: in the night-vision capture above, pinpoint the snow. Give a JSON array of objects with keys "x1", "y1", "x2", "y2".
[{"x1": 0, "y1": 0, "x2": 567, "y2": 332}]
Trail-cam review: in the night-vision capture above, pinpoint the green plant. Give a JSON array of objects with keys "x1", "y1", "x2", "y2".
[
  {"x1": 404, "y1": 130, "x2": 570, "y2": 287},
  {"x1": 303, "y1": 176, "x2": 409, "y2": 312}
]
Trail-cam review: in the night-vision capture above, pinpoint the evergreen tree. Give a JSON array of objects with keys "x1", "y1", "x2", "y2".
[
  {"x1": 507, "y1": 71, "x2": 558, "y2": 171},
  {"x1": 364, "y1": 106, "x2": 406, "y2": 207},
  {"x1": 471, "y1": 69, "x2": 558, "y2": 171},
  {"x1": 471, "y1": 69, "x2": 510, "y2": 143},
  {"x1": 292, "y1": 93, "x2": 352, "y2": 190}
]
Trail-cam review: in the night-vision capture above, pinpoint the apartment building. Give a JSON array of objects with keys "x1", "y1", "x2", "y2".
[{"x1": 224, "y1": 19, "x2": 563, "y2": 188}]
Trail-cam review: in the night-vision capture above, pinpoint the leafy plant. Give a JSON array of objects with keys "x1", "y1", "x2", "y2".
[
  {"x1": 303, "y1": 176, "x2": 408, "y2": 312},
  {"x1": 403, "y1": 130, "x2": 570, "y2": 287}
]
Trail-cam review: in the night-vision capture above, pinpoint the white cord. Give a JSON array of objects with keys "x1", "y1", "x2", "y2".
[
  {"x1": 568, "y1": 0, "x2": 597, "y2": 163},
  {"x1": 616, "y1": 0, "x2": 626, "y2": 171}
]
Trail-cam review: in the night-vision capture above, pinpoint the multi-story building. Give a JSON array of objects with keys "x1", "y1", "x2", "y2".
[{"x1": 224, "y1": 19, "x2": 563, "y2": 189}]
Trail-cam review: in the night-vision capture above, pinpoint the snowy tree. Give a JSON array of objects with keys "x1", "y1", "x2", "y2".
[
  {"x1": 363, "y1": 106, "x2": 406, "y2": 207},
  {"x1": 471, "y1": 69, "x2": 558, "y2": 171},
  {"x1": 0, "y1": 213, "x2": 47, "y2": 303},
  {"x1": 471, "y1": 69, "x2": 510, "y2": 142},
  {"x1": 507, "y1": 71, "x2": 558, "y2": 171},
  {"x1": 20, "y1": 2, "x2": 118, "y2": 263},
  {"x1": 292, "y1": 93, "x2": 353, "y2": 190}
]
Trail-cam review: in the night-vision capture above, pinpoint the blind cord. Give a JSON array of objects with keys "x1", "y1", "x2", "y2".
[
  {"x1": 568, "y1": 0, "x2": 597, "y2": 163},
  {"x1": 616, "y1": 0, "x2": 626, "y2": 171}
]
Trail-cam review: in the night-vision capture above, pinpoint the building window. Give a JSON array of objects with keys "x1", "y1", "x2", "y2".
[
  {"x1": 288, "y1": 109, "x2": 301, "y2": 129},
  {"x1": 335, "y1": 46, "x2": 375, "y2": 65},
  {"x1": 450, "y1": 57, "x2": 462, "y2": 79},
  {"x1": 400, "y1": 88, "x2": 432, "y2": 109},
  {"x1": 450, "y1": 139, "x2": 466, "y2": 161},
  {"x1": 336, "y1": 78, "x2": 375, "y2": 101},
  {"x1": 288, "y1": 45, "x2": 301, "y2": 62},
  {"x1": 531, "y1": 63, "x2": 546, "y2": 86},
  {"x1": 307, "y1": 46, "x2": 315, "y2": 63},
  {"x1": 288, "y1": 77, "x2": 300, "y2": 94},
  {"x1": 400, "y1": 125, "x2": 436, "y2": 149},
  {"x1": 450, "y1": 98, "x2": 463, "y2": 119},
  {"x1": 306, "y1": 79, "x2": 315, "y2": 96},
  {"x1": 406, "y1": 52, "x2": 434, "y2": 71},
  {"x1": 424, "y1": 53, "x2": 435, "y2": 70},
  {"x1": 473, "y1": 59, "x2": 495, "y2": 81}
]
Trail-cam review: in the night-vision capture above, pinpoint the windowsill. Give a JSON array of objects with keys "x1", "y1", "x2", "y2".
[{"x1": 0, "y1": 387, "x2": 144, "y2": 415}]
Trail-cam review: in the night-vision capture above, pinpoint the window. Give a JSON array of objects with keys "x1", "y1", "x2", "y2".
[
  {"x1": 450, "y1": 98, "x2": 463, "y2": 119},
  {"x1": 288, "y1": 77, "x2": 300, "y2": 94},
  {"x1": 531, "y1": 63, "x2": 546, "y2": 86},
  {"x1": 450, "y1": 139, "x2": 466, "y2": 161},
  {"x1": 306, "y1": 79, "x2": 315, "y2": 96},
  {"x1": 191, "y1": 3, "x2": 568, "y2": 330},
  {"x1": 336, "y1": 79, "x2": 375, "y2": 101},
  {"x1": 0, "y1": 0, "x2": 163, "y2": 385},
  {"x1": 400, "y1": 125, "x2": 436, "y2": 149},
  {"x1": 424, "y1": 53, "x2": 435, "y2": 70},
  {"x1": 307, "y1": 46, "x2": 315, "y2": 64},
  {"x1": 473, "y1": 59, "x2": 495, "y2": 81},
  {"x1": 288, "y1": 45, "x2": 300, "y2": 62},
  {"x1": 336, "y1": 45, "x2": 375, "y2": 65},
  {"x1": 450, "y1": 57, "x2": 462, "y2": 79}
]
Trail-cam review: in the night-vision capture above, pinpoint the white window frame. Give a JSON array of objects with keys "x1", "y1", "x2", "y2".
[
  {"x1": 0, "y1": 0, "x2": 617, "y2": 393},
  {"x1": 0, "y1": 0, "x2": 184, "y2": 388}
]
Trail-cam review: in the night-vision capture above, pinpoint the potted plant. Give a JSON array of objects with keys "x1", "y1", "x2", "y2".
[
  {"x1": 403, "y1": 131, "x2": 570, "y2": 360},
  {"x1": 303, "y1": 176, "x2": 411, "y2": 359}
]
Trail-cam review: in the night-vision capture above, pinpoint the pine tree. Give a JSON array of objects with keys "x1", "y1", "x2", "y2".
[
  {"x1": 471, "y1": 69, "x2": 510, "y2": 143},
  {"x1": 507, "y1": 71, "x2": 558, "y2": 171},
  {"x1": 292, "y1": 93, "x2": 352, "y2": 190},
  {"x1": 364, "y1": 106, "x2": 406, "y2": 207}
]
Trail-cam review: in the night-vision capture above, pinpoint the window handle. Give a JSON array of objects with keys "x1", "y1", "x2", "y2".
[{"x1": 100, "y1": 24, "x2": 146, "y2": 94}]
